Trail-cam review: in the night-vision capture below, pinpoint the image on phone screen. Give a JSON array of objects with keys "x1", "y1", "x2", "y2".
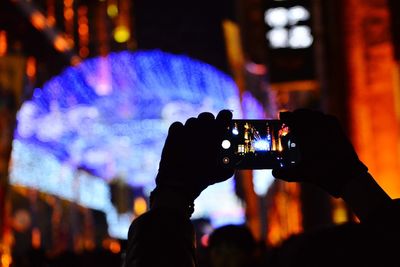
[{"x1": 221, "y1": 120, "x2": 299, "y2": 169}]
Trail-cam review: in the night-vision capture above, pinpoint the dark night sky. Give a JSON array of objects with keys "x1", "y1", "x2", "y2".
[
  {"x1": 133, "y1": 0, "x2": 236, "y2": 74},
  {"x1": 0, "y1": 0, "x2": 238, "y2": 82}
]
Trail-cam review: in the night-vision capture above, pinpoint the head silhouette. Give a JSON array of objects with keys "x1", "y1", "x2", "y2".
[{"x1": 208, "y1": 224, "x2": 256, "y2": 267}]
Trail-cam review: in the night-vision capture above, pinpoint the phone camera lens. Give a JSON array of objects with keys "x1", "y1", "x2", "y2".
[
  {"x1": 223, "y1": 157, "x2": 230, "y2": 164},
  {"x1": 221, "y1": 140, "x2": 231, "y2": 149}
]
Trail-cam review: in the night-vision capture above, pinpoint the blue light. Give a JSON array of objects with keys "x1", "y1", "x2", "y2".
[
  {"x1": 13, "y1": 50, "x2": 243, "y2": 183},
  {"x1": 10, "y1": 50, "x2": 249, "y2": 238},
  {"x1": 232, "y1": 128, "x2": 239, "y2": 135},
  {"x1": 253, "y1": 139, "x2": 271, "y2": 151}
]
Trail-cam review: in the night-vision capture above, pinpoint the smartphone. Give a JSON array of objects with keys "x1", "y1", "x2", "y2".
[{"x1": 220, "y1": 119, "x2": 299, "y2": 169}]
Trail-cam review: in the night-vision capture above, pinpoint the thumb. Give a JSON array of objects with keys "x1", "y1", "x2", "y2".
[{"x1": 272, "y1": 167, "x2": 303, "y2": 183}]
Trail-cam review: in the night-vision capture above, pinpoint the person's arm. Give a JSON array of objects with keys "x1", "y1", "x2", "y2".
[
  {"x1": 341, "y1": 172, "x2": 391, "y2": 222},
  {"x1": 125, "y1": 201, "x2": 196, "y2": 267},
  {"x1": 124, "y1": 111, "x2": 234, "y2": 267},
  {"x1": 341, "y1": 172, "x2": 400, "y2": 242},
  {"x1": 273, "y1": 109, "x2": 400, "y2": 240}
]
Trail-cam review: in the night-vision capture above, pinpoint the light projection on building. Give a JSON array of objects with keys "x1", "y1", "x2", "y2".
[{"x1": 9, "y1": 50, "x2": 249, "y2": 238}]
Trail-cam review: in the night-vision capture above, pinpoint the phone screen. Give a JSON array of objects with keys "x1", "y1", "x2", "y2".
[{"x1": 221, "y1": 120, "x2": 299, "y2": 169}]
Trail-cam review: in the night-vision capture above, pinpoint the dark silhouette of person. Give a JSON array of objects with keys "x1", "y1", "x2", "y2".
[
  {"x1": 267, "y1": 219, "x2": 398, "y2": 267},
  {"x1": 124, "y1": 109, "x2": 400, "y2": 267},
  {"x1": 207, "y1": 224, "x2": 257, "y2": 267}
]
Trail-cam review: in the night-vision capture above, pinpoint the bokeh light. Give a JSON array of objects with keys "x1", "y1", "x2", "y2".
[
  {"x1": 113, "y1": 25, "x2": 130, "y2": 43},
  {"x1": 10, "y1": 50, "x2": 251, "y2": 238}
]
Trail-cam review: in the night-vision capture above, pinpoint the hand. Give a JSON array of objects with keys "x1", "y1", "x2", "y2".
[
  {"x1": 272, "y1": 109, "x2": 368, "y2": 197},
  {"x1": 154, "y1": 110, "x2": 235, "y2": 204}
]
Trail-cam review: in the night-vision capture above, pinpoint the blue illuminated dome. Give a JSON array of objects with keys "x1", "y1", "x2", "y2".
[
  {"x1": 10, "y1": 50, "x2": 245, "y2": 237},
  {"x1": 14, "y1": 50, "x2": 242, "y2": 184}
]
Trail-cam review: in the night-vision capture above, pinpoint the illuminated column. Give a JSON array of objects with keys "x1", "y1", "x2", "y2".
[
  {"x1": 223, "y1": 19, "x2": 263, "y2": 241},
  {"x1": 46, "y1": 0, "x2": 56, "y2": 26},
  {"x1": 63, "y1": 0, "x2": 75, "y2": 48},
  {"x1": 265, "y1": 182, "x2": 302, "y2": 246},
  {"x1": 78, "y1": 5, "x2": 90, "y2": 58},
  {"x1": 96, "y1": 1, "x2": 110, "y2": 56},
  {"x1": 226, "y1": 0, "x2": 306, "y2": 244},
  {"x1": 113, "y1": 0, "x2": 133, "y2": 45},
  {"x1": 344, "y1": 0, "x2": 400, "y2": 198},
  {"x1": 0, "y1": 31, "x2": 7, "y2": 57},
  {"x1": 0, "y1": 53, "x2": 24, "y2": 266}
]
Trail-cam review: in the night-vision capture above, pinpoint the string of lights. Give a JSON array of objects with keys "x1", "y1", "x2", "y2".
[{"x1": 10, "y1": 50, "x2": 260, "y2": 237}]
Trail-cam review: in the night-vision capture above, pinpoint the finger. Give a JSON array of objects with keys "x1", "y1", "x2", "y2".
[
  {"x1": 197, "y1": 112, "x2": 216, "y2": 135},
  {"x1": 168, "y1": 121, "x2": 184, "y2": 135},
  {"x1": 161, "y1": 122, "x2": 185, "y2": 163},
  {"x1": 184, "y1": 117, "x2": 197, "y2": 127},
  {"x1": 279, "y1": 111, "x2": 294, "y2": 126},
  {"x1": 198, "y1": 112, "x2": 215, "y2": 121},
  {"x1": 165, "y1": 121, "x2": 184, "y2": 146},
  {"x1": 292, "y1": 109, "x2": 325, "y2": 126},
  {"x1": 216, "y1": 109, "x2": 233, "y2": 126},
  {"x1": 216, "y1": 110, "x2": 233, "y2": 139},
  {"x1": 165, "y1": 121, "x2": 184, "y2": 144},
  {"x1": 272, "y1": 167, "x2": 302, "y2": 182}
]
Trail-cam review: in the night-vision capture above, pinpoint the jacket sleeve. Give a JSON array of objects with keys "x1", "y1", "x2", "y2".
[
  {"x1": 124, "y1": 207, "x2": 197, "y2": 267},
  {"x1": 364, "y1": 198, "x2": 400, "y2": 244}
]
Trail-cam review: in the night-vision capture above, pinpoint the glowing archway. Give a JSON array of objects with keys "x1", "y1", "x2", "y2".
[{"x1": 10, "y1": 50, "x2": 246, "y2": 237}]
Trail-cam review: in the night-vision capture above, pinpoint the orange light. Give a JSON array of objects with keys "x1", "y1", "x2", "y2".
[
  {"x1": 78, "y1": 24, "x2": 89, "y2": 35},
  {"x1": 77, "y1": 5, "x2": 89, "y2": 59},
  {"x1": 79, "y1": 47, "x2": 89, "y2": 58},
  {"x1": 134, "y1": 197, "x2": 147, "y2": 216},
  {"x1": 277, "y1": 139, "x2": 283, "y2": 152},
  {"x1": 26, "y1": 57, "x2": 36, "y2": 78},
  {"x1": 78, "y1": 16, "x2": 88, "y2": 24},
  {"x1": 66, "y1": 37, "x2": 75, "y2": 47},
  {"x1": 47, "y1": 0, "x2": 56, "y2": 26},
  {"x1": 64, "y1": 9, "x2": 74, "y2": 20},
  {"x1": 64, "y1": 0, "x2": 74, "y2": 6},
  {"x1": 266, "y1": 182, "x2": 302, "y2": 246},
  {"x1": 78, "y1": 6, "x2": 88, "y2": 16},
  {"x1": 109, "y1": 240, "x2": 121, "y2": 254},
  {"x1": 222, "y1": 20, "x2": 245, "y2": 68},
  {"x1": 30, "y1": 11, "x2": 47, "y2": 30},
  {"x1": 102, "y1": 238, "x2": 121, "y2": 254},
  {"x1": 332, "y1": 199, "x2": 348, "y2": 224},
  {"x1": 0, "y1": 30, "x2": 7, "y2": 56},
  {"x1": 31, "y1": 227, "x2": 41, "y2": 249},
  {"x1": 1, "y1": 253, "x2": 12, "y2": 267},
  {"x1": 53, "y1": 35, "x2": 71, "y2": 52},
  {"x1": 70, "y1": 55, "x2": 81, "y2": 66},
  {"x1": 279, "y1": 126, "x2": 289, "y2": 137},
  {"x1": 345, "y1": 0, "x2": 400, "y2": 198},
  {"x1": 84, "y1": 239, "x2": 95, "y2": 251},
  {"x1": 47, "y1": 15, "x2": 56, "y2": 26}
]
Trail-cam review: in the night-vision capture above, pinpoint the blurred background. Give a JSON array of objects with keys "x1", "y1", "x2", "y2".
[{"x1": 1, "y1": 0, "x2": 400, "y2": 266}]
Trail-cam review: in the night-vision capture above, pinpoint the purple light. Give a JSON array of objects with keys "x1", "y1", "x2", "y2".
[
  {"x1": 14, "y1": 50, "x2": 242, "y2": 185},
  {"x1": 11, "y1": 50, "x2": 254, "y2": 236}
]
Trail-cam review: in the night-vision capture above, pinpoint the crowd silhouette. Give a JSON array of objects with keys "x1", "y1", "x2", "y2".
[{"x1": 125, "y1": 109, "x2": 400, "y2": 267}]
